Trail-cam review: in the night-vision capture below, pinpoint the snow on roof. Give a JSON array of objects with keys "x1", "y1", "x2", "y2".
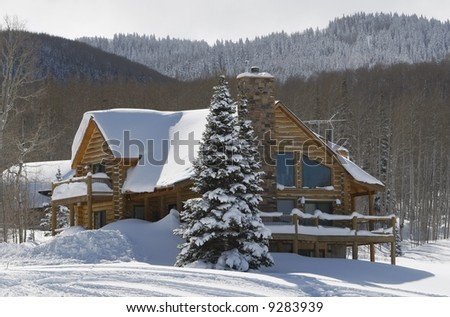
[
  {"x1": 72, "y1": 108, "x2": 209, "y2": 193},
  {"x1": 3, "y1": 160, "x2": 73, "y2": 209},
  {"x1": 3, "y1": 160, "x2": 73, "y2": 183},
  {"x1": 328, "y1": 141, "x2": 349, "y2": 154},
  {"x1": 72, "y1": 106, "x2": 382, "y2": 193},
  {"x1": 337, "y1": 155, "x2": 384, "y2": 187},
  {"x1": 52, "y1": 181, "x2": 113, "y2": 201},
  {"x1": 236, "y1": 71, "x2": 274, "y2": 79}
]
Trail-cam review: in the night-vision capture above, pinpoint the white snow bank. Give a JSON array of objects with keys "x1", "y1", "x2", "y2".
[
  {"x1": 0, "y1": 211, "x2": 182, "y2": 266},
  {"x1": 102, "y1": 209, "x2": 183, "y2": 265},
  {"x1": 0, "y1": 228, "x2": 133, "y2": 265}
]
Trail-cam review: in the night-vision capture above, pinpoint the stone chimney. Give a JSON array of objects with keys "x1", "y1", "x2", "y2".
[{"x1": 237, "y1": 67, "x2": 277, "y2": 212}]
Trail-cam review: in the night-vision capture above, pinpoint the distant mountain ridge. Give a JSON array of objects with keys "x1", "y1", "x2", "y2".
[
  {"x1": 28, "y1": 33, "x2": 174, "y2": 82},
  {"x1": 79, "y1": 13, "x2": 450, "y2": 81}
]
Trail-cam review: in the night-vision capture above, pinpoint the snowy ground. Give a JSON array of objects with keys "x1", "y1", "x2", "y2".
[{"x1": 0, "y1": 210, "x2": 449, "y2": 297}]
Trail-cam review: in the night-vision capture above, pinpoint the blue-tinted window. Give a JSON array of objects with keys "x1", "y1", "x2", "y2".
[
  {"x1": 277, "y1": 152, "x2": 295, "y2": 187},
  {"x1": 277, "y1": 199, "x2": 296, "y2": 215},
  {"x1": 302, "y1": 156, "x2": 332, "y2": 188},
  {"x1": 94, "y1": 210, "x2": 106, "y2": 229}
]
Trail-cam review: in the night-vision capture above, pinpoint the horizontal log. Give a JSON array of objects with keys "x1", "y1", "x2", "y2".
[{"x1": 271, "y1": 233, "x2": 394, "y2": 244}]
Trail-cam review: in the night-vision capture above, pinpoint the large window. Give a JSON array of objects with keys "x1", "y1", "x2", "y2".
[
  {"x1": 94, "y1": 210, "x2": 106, "y2": 229},
  {"x1": 277, "y1": 199, "x2": 296, "y2": 215},
  {"x1": 304, "y1": 201, "x2": 333, "y2": 226},
  {"x1": 277, "y1": 152, "x2": 295, "y2": 187},
  {"x1": 302, "y1": 156, "x2": 332, "y2": 188}
]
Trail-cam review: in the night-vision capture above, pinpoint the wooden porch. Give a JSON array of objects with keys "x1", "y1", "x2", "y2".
[
  {"x1": 51, "y1": 174, "x2": 113, "y2": 234},
  {"x1": 266, "y1": 212, "x2": 397, "y2": 265}
]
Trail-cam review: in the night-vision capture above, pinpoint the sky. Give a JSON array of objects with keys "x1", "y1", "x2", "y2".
[{"x1": 1, "y1": 0, "x2": 450, "y2": 44}]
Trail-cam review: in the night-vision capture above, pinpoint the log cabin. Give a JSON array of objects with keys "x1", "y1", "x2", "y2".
[{"x1": 51, "y1": 68, "x2": 395, "y2": 262}]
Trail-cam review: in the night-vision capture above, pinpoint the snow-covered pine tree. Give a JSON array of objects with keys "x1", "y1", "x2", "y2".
[
  {"x1": 175, "y1": 76, "x2": 241, "y2": 268},
  {"x1": 232, "y1": 97, "x2": 273, "y2": 269},
  {"x1": 40, "y1": 204, "x2": 70, "y2": 234},
  {"x1": 175, "y1": 77, "x2": 273, "y2": 271}
]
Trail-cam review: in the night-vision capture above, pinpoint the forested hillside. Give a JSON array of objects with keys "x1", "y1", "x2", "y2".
[
  {"x1": 80, "y1": 13, "x2": 450, "y2": 80},
  {"x1": 35, "y1": 33, "x2": 173, "y2": 82}
]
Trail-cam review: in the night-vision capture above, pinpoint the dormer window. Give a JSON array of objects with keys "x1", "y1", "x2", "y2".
[{"x1": 302, "y1": 156, "x2": 332, "y2": 188}]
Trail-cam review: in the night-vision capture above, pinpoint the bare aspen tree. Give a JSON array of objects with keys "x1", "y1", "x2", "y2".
[{"x1": 0, "y1": 15, "x2": 44, "y2": 242}]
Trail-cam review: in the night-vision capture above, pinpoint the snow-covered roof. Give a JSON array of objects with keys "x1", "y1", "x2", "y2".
[
  {"x1": 72, "y1": 108, "x2": 209, "y2": 193},
  {"x1": 236, "y1": 71, "x2": 274, "y2": 79},
  {"x1": 52, "y1": 180, "x2": 113, "y2": 201},
  {"x1": 337, "y1": 155, "x2": 384, "y2": 187},
  {"x1": 72, "y1": 105, "x2": 382, "y2": 194},
  {"x1": 3, "y1": 160, "x2": 73, "y2": 209},
  {"x1": 328, "y1": 141, "x2": 349, "y2": 154}
]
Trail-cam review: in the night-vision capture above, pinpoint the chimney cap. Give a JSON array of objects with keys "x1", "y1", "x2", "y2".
[
  {"x1": 236, "y1": 67, "x2": 274, "y2": 79},
  {"x1": 250, "y1": 66, "x2": 260, "y2": 73}
]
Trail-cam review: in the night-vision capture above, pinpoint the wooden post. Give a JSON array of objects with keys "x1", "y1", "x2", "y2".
[
  {"x1": 368, "y1": 193, "x2": 375, "y2": 231},
  {"x1": 87, "y1": 174, "x2": 93, "y2": 229},
  {"x1": 352, "y1": 241, "x2": 358, "y2": 260},
  {"x1": 368, "y1": 193, "x2": 375, "y2": 216},
  {"x1": 314, "y1": 242, "x2": 320, "y2": 257},
  {"x1": 352, "y1": 216, "x2": 358, "y2": 260},
  {"x1": 293, "y1": 214, "x2": 298, "y2": 253},
  {"x1": 314, "y1": 216, "x2": 319, "y2": 227},
  {"x1": 352, "y1": 216, "x2": 358, "y2": 231},
  {"x1": 351, "y1": 195, "x2": 356, "y2": 212},
  {"x1": 391, "y1": 216, "x2": 396, "y2": 265},
  {"x1": 370, "y1": 243, "x2": 375, "y2": 262}
]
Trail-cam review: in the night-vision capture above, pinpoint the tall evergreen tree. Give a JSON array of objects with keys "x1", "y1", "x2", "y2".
[
  {"x1": 175, "y1": 77, "x2": 273, "y2": 271},
  {"x1": 234, "y1": 97, "x2": 273, "y2": 269}
]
